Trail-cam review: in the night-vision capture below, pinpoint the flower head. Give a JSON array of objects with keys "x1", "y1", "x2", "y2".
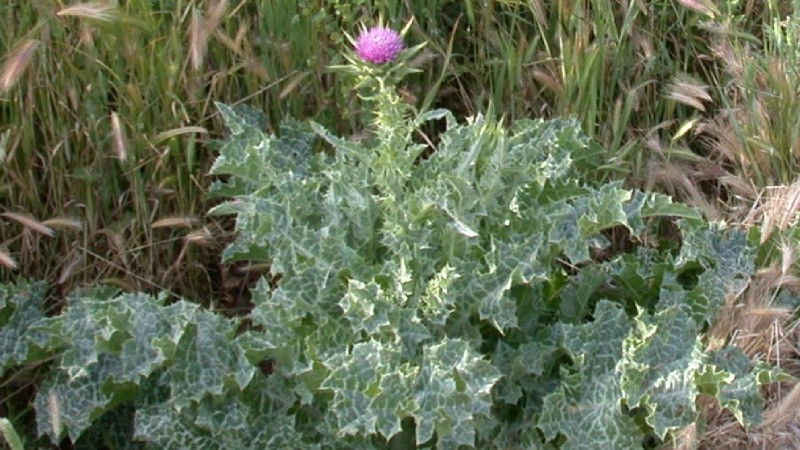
[{"x1": 354, "y1": 26, "x2": 404, "y2": 64}]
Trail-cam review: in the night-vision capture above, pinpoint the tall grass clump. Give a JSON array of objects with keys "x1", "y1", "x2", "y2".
[
  {"x1": 0, "y1": 0, "x2": 351, "y2": 301},
  {"x1": 703, "y1": 0, "x2": 800, "y2": 188},
  {"x1": 633, "y1": 1, "x2": 800, "y2": 214}
]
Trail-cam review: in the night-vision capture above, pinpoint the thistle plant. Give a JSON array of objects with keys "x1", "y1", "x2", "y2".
[
  {"x1": 331, "y1": 20, "x2": 429, "y2": 200},
  {"x1": 0, "y1": 15, "x2": 783, "y2": 450}
]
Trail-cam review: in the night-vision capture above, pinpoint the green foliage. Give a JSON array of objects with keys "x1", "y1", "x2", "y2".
[
  {"x1": 0, "y1": 281, "x2": 50, "y2": 376},
  {"x1": 205, "y1": 101, "x2": 771, "y2": 448},
  {"x1": 0, "y1": 102, "x2": 783, "y2": 448}
]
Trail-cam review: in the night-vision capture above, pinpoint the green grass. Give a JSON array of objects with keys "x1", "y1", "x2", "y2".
[{"x1": 0, "y1": 0, "x2": 336, "y2": 301}]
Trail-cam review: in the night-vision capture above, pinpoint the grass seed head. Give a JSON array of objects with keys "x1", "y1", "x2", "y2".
[
  {"x1": 666, "y1": 73, "x2": 712, "y2": 111},
  {"x1": 1, "y1": 212, "x2": 55, "y2": 237},
  {"x1": 42, "y1": 217, "x2": 83, "y2": 233},
  {"x1": 677, "y1": 0, "x2": 719, "y2": 17},
  {"x1": 56, "y1": 2, "x2": 119, "y2": 22},
  {"x1": 0, "y1": 248, "x2": 17, "y2": 270},
  {"x1": 151, "y1": 216, "x2": 200, "y2": 229},
  {"x1": 0, "y1": 39, "x2": 40, "y2": 94},
  {"x1": 189, "y1": 7, "x2": 207, "y2": 71},
  {"x1": 110, "y1": 111, "x2": 128, "y2": 162}
]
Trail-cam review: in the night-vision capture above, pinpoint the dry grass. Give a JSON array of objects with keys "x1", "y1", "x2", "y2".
[
  {"x1": 189, "y1": 0, "x2": 227, "y2": 71},
  {"x1": 666, "y1": 74, "x2": 713, "y2": 113},
  {"x1": 56, "y1": 2, "x2": 120, "y2": 22},
  {"x1": 41, "y1": 217, "x2": 83, "y2": 233},
  {"x1": 109, "y1": 111, "x2": 127, "y2": 163},
  {"x1": 676, "y1": 0, "x2": 719, "y2": 17},
  {"x1": 1, "y1": 212, "x2": 54, "y2": 238},
  {"x1": 0, "y1": 38, "x2": 38, "y2": 94},
  {"x1": 687, "y1": 227, "x2": 800, "y2": 449},
  {"x1": 0, "y1": 0, "x2": 732, "y2": 299},
  {"x1": 0, "y1": 247, "x2": 17, "y2": 270},
  {"x1": 743, "y1": 182, "x2": 800, "y2": 244},
  {"x1": 151, "y1": 216, "x2": 200, "y2": 230}
]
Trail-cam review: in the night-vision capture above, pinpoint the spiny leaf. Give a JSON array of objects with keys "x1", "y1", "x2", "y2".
[
  {"x1": 117, "y1": 293, "x2": 199, "y2": 384},
  {"x1": 621, "y1": 305, "x2": 704, "y2": 439},
  {"x1": 166, "y1": 310, "x2": 255, "y2": 408},
  {"x1": 35, "y1": 355, "x2": 123, "y2": 444},
  {"x1": 412, "y1": 339, "x2": 502, "y2": 449},
  {"x1": 538, "y1": 301, "x2": 642, "y2": 450},
  {"x1": 666, "y1": 223, "x2": 755, "y2": 325},
  {"x1": 321, "y1": 340, "x2": 414, "y2": 440},
  {"x1": 0, "y1": 281, "x2": 50, "y2": 375},
  {"x1": 710, "y1": 346, "x2": 767, "y2": 429}
]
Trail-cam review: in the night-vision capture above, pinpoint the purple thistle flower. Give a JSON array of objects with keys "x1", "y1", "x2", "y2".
[{"x1": 354, "y1": 26, "x2": 404, "y2": 64}]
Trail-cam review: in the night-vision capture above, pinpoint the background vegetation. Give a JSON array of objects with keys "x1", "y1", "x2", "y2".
[{"x1": 2, "y1": 0, "x2": 800, "y2": 448}]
